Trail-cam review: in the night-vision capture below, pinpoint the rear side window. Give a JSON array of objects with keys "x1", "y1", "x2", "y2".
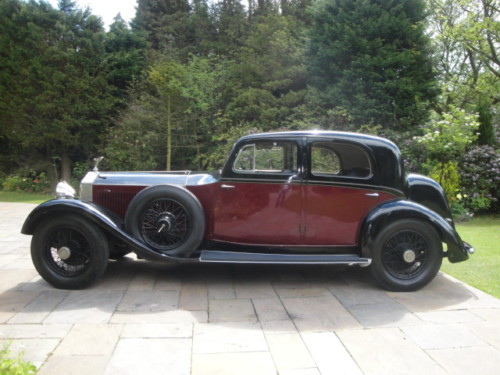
[
  {"x1": 311, "y1": 141, "x2": 372, "y2": 178},
  {"x1": 233, "y1": 141, "x2": 297, "y2": 174}
]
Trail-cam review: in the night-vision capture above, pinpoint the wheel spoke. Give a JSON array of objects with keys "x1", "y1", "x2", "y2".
[
  {"x1": 45, "y1": 227, "x2": 90, "y2": 277},
  {"x1": 140, "y1": 198, "x2": 191, "y2": 251},
  {"x1": 382, "y1": 230, "x2": 429, "y2": 279}
]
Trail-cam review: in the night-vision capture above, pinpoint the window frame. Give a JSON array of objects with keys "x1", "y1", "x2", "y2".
[
  {"x1": 308, "y1": 139, "x2": 374, "y2": 182},
  {"x1": 229, "y1": 139, "x2": 300, "y2": 180}
]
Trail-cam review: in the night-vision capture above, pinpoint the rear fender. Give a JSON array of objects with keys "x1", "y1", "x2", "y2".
[
  {"x1": 21, "y1": 199, "x2": 190, "y2": 262},
  {"x1": 361, "y1": 200, "x2": 469, "y2": 263}
]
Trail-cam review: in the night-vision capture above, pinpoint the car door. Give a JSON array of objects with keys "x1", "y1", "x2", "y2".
[
  {"x1": 212, "y1": 139, "x2": 304, "y2": 245},
  {"x1": 304, "y1": 139, "x2": 388, "y2": 246}
]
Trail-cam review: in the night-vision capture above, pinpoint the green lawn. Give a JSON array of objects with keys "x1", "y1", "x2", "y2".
[
  {"x1": 442, "y1": 216, "x2": 500, "y2": 299},
  {"x1": 0, "y1": 191, "x2": 51, "y2": 204}
]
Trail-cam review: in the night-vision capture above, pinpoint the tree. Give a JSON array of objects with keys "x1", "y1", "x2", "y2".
[
  {"x1": 307, "y1": 0, "x2": 439, "y2": 130},
  {"x1": 213, "y1": 0, "x2": 248, "y2": 55},
  {"x1": 0, "y1": 0, "x2": 113, "y2": 181},
  {"x1": 224, "y1": 13, "x2": 308, "y2": 129},
  {"x1": 0, "y1": 0, "x2": 25, "y2": 174},
  {"x1": 427, "y1": 0, "x2": 499, "y2": 106},
  {"x1": 104, "y1": 15, "x2": 148, "y2": 108},
  {"x1": 134, "y1": 0, "x2": 192, "y2": 54},
  {"x1": 104, "y1": 83, "x2": 167, "y2": 171},
  {"x1": 149, "y1": 59, "x2": 187, "y2": 170},
  {"x1": 426, "y1": 0, "x2": 499, "y2": 144}
]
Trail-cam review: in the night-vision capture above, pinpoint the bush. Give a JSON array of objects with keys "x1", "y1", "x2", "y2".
[
  {"x1": 460, "y1": 145, "x2": 500, "y2": 213},
  {"x1": 0, "y1": 342, "x2": 36, "y2": 375},
  {"x1": 2, "y1": 172, "x2": 51, "y2": 194},
  {"x1": 413, "y1": 107, "x2": 479, "y2": 161},
  {"x1": 427, "y1": 161, "x2": 461, "y2": 205}
]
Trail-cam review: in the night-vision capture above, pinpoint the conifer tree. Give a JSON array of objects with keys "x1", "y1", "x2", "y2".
[{"x1": 307, "y1": 0, "x2": 438, "y2": 130}]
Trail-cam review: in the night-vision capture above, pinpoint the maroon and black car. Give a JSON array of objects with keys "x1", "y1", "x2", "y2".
[{"x1": 22, "y1": 131, "x2": 473, "y2": 291}]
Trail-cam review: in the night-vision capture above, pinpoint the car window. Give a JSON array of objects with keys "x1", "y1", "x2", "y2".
[
  {"x1": 311, "y1": 146, "x2": 341, "y2": 175},
  {"x1": 311, "y1": 141, "x2": 371, "y2": 178},
  {"x1": 233, "y1": 141, "x2": 297, "y2": 174}
]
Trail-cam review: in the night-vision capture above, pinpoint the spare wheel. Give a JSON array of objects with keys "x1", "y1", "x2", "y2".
[{"x1": 124, "y1": 185, "x2": 205, "y2": 257}]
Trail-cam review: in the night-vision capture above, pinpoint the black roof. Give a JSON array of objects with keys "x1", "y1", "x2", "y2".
[{"x1": 236, "y1": 130, "x2": 405, "y2": 193}]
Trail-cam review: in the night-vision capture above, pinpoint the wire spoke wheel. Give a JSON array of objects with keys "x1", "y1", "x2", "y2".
[
  {"x1": 45, "y1": 227, "x2": 91, "y2": 277},
  {"x1": 140, "y1": 198, "x2": 191, "y2": 251},
  {"x1": 125, "y1": 185, "x2": 205, "y2": 257},
  {"x1": 370, "y1": 219, "x2": 442, "y2": 291},
  {"x1": 31, "y1": 215, "x2": 109, "y2": 289},
  {"x1": 382, "y1": 230, "x2": 429, "y2": 280}
]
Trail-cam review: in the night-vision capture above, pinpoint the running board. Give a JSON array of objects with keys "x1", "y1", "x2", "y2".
[{"x1": 199, "y1": 251, "x2": 372, "y2": 267}]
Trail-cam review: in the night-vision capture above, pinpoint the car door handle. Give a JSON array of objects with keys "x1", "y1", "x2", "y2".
[
  {"x1": 365, "y1": 192, "x2": 379, "y2": 197},
  {"x1": 221, "y1": 184, "x2": 235, "y2": 189}
]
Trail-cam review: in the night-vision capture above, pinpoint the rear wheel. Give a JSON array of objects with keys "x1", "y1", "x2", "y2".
[
  {"x1": 125, "y1": 185, "x2": 205, "y2": 257},
  {"x1": 370, "y1": 219, "x2": 442, "y2": 291},
  {"x1": 31, "y1": 215, "x2": 109, "y2": 289}
]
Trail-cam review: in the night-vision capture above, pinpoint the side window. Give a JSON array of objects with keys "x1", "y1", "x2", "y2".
[
  {"x1": 311, "y1": 146, "x2": 341, "y2": 175},
  {"x1": 311, "y1": 141, "x2": 371, "y2": 178},
  {"x1": 233, "y1": 141, "x2": 297, "y2": 174}
]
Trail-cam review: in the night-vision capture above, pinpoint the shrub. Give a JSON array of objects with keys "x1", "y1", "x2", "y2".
[
  {"x1": 0, "y1": 342, "x2": 37, "y2": 375},
  {"x1": 427, "y1": 161, "x2": 461, "y2": 205},
  {"x1": 2, "y1": 172, "x2": 51, "y2": 194},
  {"x1": 460, "y1": 145, "x2": 500, "y2": 213},
  {"x1": 413, "y1": 107, "x2": 479, "y2": 161}
]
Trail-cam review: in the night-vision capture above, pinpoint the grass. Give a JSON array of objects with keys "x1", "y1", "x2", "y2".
[
  {"x1": 442, "y1": 216, "x2": 500, "y2": 299},
  {"x1": 0, "y1": 191, "x2": 51, "y2": 204}
]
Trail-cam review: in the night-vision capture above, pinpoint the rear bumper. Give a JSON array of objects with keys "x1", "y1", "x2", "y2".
[{"x1": 464, "y1": 242, "x2": 475, "y2": 255}]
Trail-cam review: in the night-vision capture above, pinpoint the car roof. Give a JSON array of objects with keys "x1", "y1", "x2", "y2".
[{"x1": 239, "y1": 130, "x2": 399, "y2": 152}]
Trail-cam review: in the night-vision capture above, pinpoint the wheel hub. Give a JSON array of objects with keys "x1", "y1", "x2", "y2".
[
  {"x1": 403, "y1": 249, "x2": 416, "y2": 263},
  {"x1": 157, "y1": 214, "x2": 173, "y2": 233},
  {"x1": 57, "y1": 246, "x2": 71, "y2": 260}
]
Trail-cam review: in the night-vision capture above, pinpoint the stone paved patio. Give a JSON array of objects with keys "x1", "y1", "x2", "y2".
[{"x1": 1, "y1": 202, "x2": 500, "y2": 374}]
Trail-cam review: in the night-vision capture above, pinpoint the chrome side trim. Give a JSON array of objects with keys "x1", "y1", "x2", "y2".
[{"x1": 200, "y1": 250, "x2": 372, "y2": 266}]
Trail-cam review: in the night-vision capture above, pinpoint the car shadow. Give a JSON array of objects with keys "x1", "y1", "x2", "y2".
[{"x1": 4, "y1": 256, "x2": 498, "y2": 331}]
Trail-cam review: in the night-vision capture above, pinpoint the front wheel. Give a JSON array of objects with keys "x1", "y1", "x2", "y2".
[
  {"x1": 31, "y1": 215, "x2": 109, "y2": 289},
  {"x1": 370, "y1": 219, "x2": 443, "y2": 291}
]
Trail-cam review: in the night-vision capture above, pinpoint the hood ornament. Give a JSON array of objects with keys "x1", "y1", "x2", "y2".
[{"x1": 93, "y1": 156, "x2": 104, "y2": 172}]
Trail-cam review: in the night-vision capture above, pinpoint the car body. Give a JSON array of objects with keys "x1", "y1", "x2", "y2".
[{"x1": 22, "y1": 131, "x2": 473, "y2": 291}]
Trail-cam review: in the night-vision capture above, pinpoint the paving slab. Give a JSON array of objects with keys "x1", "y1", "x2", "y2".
[
  {"x1": 191, "y1": 352, "x2": 276, "y2": 375},
  {"x1": 1, "y1": 202, "x2": 500, "y2": 375},
  {"x1": 104, "y1": 338, "x2": 191, "y2": 375}
]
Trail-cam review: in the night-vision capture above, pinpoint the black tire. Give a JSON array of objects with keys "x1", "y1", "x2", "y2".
[
  {"x1": 31, "y1": 215, "x2": 109, "y2": 289},
  {"x1": 370, "y1": 219, "x2": 443, "y2": 291},
  {"x1": 124, "y1": 185, "x2": 205, "y2": 257}
]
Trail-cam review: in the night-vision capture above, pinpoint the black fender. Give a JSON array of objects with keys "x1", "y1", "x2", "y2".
[
  {"x1": 21, "y1": 199, "x2": 195, "y2": 262},
  {"x1": 360, "y1": 199, "x2": 469, "y2": 263}
]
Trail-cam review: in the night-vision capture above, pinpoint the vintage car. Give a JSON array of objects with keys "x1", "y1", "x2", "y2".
[{"x1": 22, "y1": 131, "x2": 473, "y2": 291}]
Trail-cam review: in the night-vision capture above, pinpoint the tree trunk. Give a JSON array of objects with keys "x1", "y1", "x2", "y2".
[
  {"x1": 60, "y1": 151, "x2": 72, "y2": 182},
  {"x1": 166, "y1": 95, "x2": 172, "y2": 171}
]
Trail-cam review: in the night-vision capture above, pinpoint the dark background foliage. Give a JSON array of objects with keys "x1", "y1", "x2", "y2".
[{"x1": 0, "y1": 0, "x2": 498, "y2": 214}]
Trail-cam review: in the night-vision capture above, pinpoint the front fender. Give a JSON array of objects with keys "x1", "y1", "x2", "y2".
[
  {"x1": 361, "y1": 200, "x2": 469, "y2": 263},
  {"x1": 21, "y1": 199, "x2": 190, "y2": 262}
]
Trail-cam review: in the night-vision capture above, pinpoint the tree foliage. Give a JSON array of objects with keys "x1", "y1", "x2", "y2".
[
  {"x1": 427, "y1": 0, "x2": 499, "y2": 107},
  {"x1": 0, "y1": 0, "x2": 498, "y2": 216},
  {"x1": 0, "y1": 0, "x2": 114, "y2": 181},
  {"x1": 307, "y1": 0, "x2": 439, "y2": 130}
]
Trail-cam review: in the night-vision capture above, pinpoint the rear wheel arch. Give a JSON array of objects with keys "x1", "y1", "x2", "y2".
[{"x1": 360, "y1": 201, "x2": 449, "y2": 259}]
